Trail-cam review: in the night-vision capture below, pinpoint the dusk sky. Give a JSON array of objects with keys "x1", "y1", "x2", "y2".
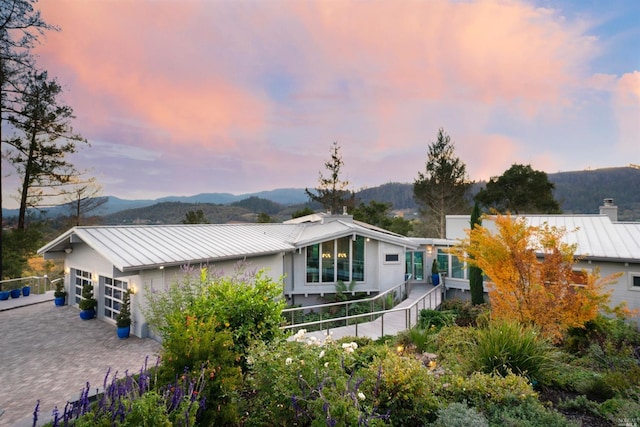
[{"x1": 4, "y1": 0, "x2": 639, "y2": 208}]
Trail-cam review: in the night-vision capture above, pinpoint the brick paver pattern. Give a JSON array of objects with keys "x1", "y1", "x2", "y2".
[{"x1": 0, "y1": 302, "x2": 160, "y2": 426}]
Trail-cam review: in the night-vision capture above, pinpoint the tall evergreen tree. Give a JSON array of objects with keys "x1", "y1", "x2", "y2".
[
  {"x1": 1, "y1": 0, "x2": 56, "y2": 280},
  {"x1": 413, "y1": 128, "x2": 472, "y2": 238},
  {"x1": 6, "y1": 70, "x2": 87, "y2": 230},
  {"x1": 475, "y1": 163, "x2": 561, "y2": 214},
  {"x1": 305, "y1": 142, "x2": 355, "y2": 214},
  {"x1": 468, "y1": 202, "x2": 484, "y2": 305}
]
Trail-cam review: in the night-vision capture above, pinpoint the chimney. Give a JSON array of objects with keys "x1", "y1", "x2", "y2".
[{"x1": 599, "y1": 198, "x2": 618, "y2": 222}]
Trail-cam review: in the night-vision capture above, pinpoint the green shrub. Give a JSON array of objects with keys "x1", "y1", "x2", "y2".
[
  {"x1": 437, "y1": 371, "x2": 537, "y2": 411},
  {"x1": 121, "y1": 392, "x2": 172, "y2": 427},
  {"x1": 564, "y1": 314, "x2": 640, "y2": 355},
  {"x1": 434, "y1": 401, "x2": 488, "y2": 427},
  {"x1": 473, "y1": 320, "x2": 557, "y2": 383},
  {"x1": 486, "y1": 399, "x2": 576, "y2": 427},
  {"x1": 433, "y1": 325, "x2": 478, "y2": 375},
  {"x1": 557, "y1": 394, "x2": 601, "y2": 417},
  {"x1": 599, "y1": 397, "x2": 640, "y2": 423},
  {"x1": 395, "y1": 327, "x2": 437, "y2": 354},
  {"x1": 439, "y1": 299, "x2": 490, "y2": 327},
  {"x1": 418, "y1": 309, "x2": 456, "y2": 330},
  {"x1": 244, "y1": 334, "x2": 389, "y2": 427},
  {"x1": 363, "y1": 349, "x2": 443, "y2": 426}
]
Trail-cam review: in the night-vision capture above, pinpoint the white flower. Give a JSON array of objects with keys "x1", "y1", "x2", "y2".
[
  {"x1": 294, "y1": 329, "x2": 307, "y2": 341},
  {"x1": 319, "y1": 350, "x2": 325, "y2": 359},
  {"x1": 324, "y1": 362, "x2": 329, "y2": 367},
  {"x1": 358, "y1": 392, "x2": 366, "y2": 401},
  {"x1": 341, "y1": 342, "x2": 358, "y2": 353},
  {"x1": 285, "y1": 357, "x2": 293, "y2": 365}
]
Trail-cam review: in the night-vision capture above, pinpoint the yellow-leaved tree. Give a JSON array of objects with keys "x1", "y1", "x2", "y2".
[{"x1": 450, "y1": 213, "x2": 621, "y2": 342}]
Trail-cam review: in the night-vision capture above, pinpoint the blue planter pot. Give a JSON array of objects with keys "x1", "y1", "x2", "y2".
[
  {"x1": 10, "y1": 289, "x2": 21, "y2": 299},
  {"x1": 22, "y1": 286, "x2": 31, "y2": 297},
  {"x1": 54, "y1": 296, "x2": 66, "y2": 306},
  {"x1": 0, "y1": 291, "x2": 9, "y2": 300},
  {"x1": 79, "y1": 309, "x2": 96, "y2": 320},
  {"x1": 432, "y1": 273, "x2": 440, "y2": 286},
  {"x1": 117, "y1": 326, "x2": 131, "y2": 339}
]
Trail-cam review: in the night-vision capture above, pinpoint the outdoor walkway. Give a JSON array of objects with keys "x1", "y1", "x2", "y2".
[
  {"x1": 299, "y1": 283, "x2": 443, "y2": 342},
  {"x1": 0, "y1": 298, "x2": 161, "y2": 427}
]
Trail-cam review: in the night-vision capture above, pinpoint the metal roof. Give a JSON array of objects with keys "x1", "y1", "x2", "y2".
[
  {"x1": 519, "y1": 215, "x2": 640, "y2": 262},
  {"x1": 38, "y1": 220, "x2": 417, "y2": 272}
]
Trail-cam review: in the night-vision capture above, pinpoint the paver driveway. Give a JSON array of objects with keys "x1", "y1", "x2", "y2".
[{"x1": 0, "y1": 302, "x2": 160, "y2": 426}]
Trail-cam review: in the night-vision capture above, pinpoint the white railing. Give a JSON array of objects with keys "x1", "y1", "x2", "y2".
[
  {"x1": 281, "y1": 284, "x2": 443, "y2": 337},
  {"x1": 0, "y1": 275, "x2": 58, "y2": 294},
  {"x1": 281, "y1": 279, "x2": 408, "y2": 328}
]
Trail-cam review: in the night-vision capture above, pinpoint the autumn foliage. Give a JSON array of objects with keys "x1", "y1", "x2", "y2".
[{"x1": 450, "y1": 214, "x2": 621, "y2": 342}]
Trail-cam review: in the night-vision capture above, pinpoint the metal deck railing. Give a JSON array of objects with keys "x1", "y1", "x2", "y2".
[{"x1": 282, "y1": 284, "x2": 443, "y2": 339}]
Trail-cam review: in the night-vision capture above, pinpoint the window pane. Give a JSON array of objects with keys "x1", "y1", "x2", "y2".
[
  {"x1": 452, "y1": 255, "x2": 464, "y2": 279},
  {"x1": 437, "y1": 249, "x2": 449, "y2": 274},
  {"x1": 306, "y1": 244, "x2": 319, "y2": 283},
  {"x1": 352, "y1": 236, "x2": 365, "y2": 281},
  {"x1": 633, "y1": 276, "x2": 640, "y2": 287},
  {"x1": 322, "y1": 240, "x2": 335, "y2": 282},
  {"x1": 413, "y1": 251, "x2": 424, "y2": 281},
  {"x1": 337, "y1": 237, "x2": 350, "y2": 282}
]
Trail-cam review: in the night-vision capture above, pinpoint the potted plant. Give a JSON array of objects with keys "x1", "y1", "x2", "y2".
[
  {"x1": 115, "y1": 289, "x2": 132, "y2": 339},
  {"x1": 22, "y1": 284, "x2": 31, "y2": 296},
  {"x1": 79, "y1": 282, "x2": 97, "y2": 320},
  {"x1": 54, "y1": 280, "x2": 67, "y2": 306},
  {"x1": 9, "y1": 286, "x2": 21, "y2": 299},
  {"x1": 431, "y1": 259, "x2": 440, "y2": 286},
  {"x1": 0, "y1": 290, "x2": 9, "y2": 300}
]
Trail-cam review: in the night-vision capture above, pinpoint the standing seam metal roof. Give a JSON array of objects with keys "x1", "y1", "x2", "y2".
[
  {"x1": 521, "y1": 215, "x2": 640, "y2": 261},
  {"x1": 38, "y1": 221, "x2": 418, "y2": 272}
]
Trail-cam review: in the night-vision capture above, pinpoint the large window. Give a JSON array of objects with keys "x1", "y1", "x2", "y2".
[
  {"x1": 306, "y1": 236, "x2": 365, "y2": 283},
  {"x1": 73, "y1": 268, "x2": 92, "y2": 305},
  {"x1": 352, "y1": 236, "x2": 365, "y2": 282},
  {"x1": 104, "y1": 277, "x2": 128, "y2": 322},
  {"x1": 451, "y1": 255, "x2": 465, "y2": 279},
  {"x1": 322, "y1": 240, "x2": 335, "y2": 282},
  {"x1": 436, "y1": 249, "x2": 449, "y2": 274},
  {"x1": 306, "y1": 244, "x2": 320, "y2": 283}
]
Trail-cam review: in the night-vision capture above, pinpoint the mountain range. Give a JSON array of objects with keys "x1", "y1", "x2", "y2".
[{"x1": 3, "y1": 166, "x2": 640, "y2": 223}]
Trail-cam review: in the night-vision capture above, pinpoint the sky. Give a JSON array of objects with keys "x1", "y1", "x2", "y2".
[{"x1": 3, "y1": 0, "x2": 639, "y2": 208}]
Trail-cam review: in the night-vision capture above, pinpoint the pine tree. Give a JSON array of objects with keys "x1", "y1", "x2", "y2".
[
  {"x1": 305, "y1": 142, "x2": 355, "y2": 214},
  {"x1": 413, "y1": 128, "x2": 472, "y2": 238}
]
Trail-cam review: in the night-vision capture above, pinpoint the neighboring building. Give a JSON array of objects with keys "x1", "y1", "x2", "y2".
[
  {"x1": 442, "y1": 199, "x2": 640, "y2": 323},
  {"x1": 38, "y1": 213, "x2": 417, "y2": 338}
]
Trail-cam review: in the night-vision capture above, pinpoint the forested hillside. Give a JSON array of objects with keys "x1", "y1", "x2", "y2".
[
  {"x1": 551, "y1": 167, "x2": 640, "y2": 220},
  {"x1": 35, "y1": 166, "x2": 640, "y2": 225},
  {"x1": 104, "y1": 202, "x2": 257, "y2": 224}
]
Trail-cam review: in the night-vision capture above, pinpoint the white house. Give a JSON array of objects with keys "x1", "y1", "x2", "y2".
[
  {"x1": 38, "y1": 213, "x2": 417, "y2": 338},
  {"x1": 441, "y1": 200, "x2": 640, "y2": 323}
]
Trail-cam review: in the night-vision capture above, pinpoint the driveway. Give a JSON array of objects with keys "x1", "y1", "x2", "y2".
[{"x1": 0, "y1": 301, "x2": 161, "y2": 427}]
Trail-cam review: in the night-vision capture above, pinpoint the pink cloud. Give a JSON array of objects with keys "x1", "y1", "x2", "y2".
[{"x1": 21, "y1": 0, "x2": 621, "y2": 203}]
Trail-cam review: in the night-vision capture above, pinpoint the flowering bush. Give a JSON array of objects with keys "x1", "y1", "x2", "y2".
[
  {"x1": 243, "y1": 332, "x2": 389, "y2": 426},
  {"x1": 33, "y1": 357, "x2": 206, "y2": 427}
]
